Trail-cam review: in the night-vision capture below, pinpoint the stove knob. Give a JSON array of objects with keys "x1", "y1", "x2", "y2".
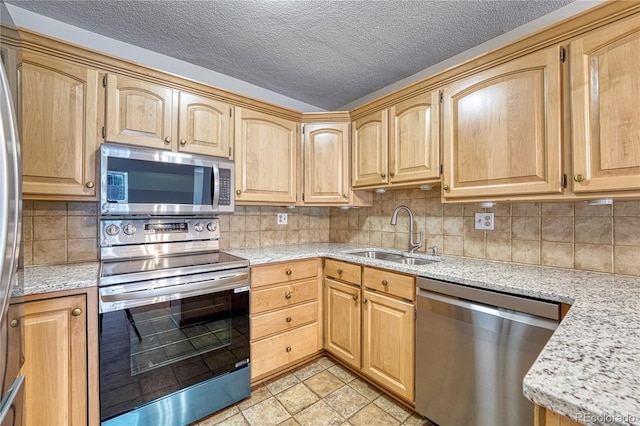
[
  {"x1": 207, "y1": 222, "x2": 217, "y2": 232},
  {"x1": 123, "y1": 224, "x2": 137, "y2": 235},
  {"x1": 194, "y1": 222, "x2": 205, "y2": 232},
  {"x1": 105, "y1": 224, "x2": 120, "y2": 236}
]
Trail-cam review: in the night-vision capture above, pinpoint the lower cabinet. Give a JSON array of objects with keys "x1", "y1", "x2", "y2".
[
  {"x1": 14, "y1": 294, "x2": 88, "y2": 425},
  {"x1": 250, "y1": 259, "x2": 322, "y2": 381},
  {"x1": 535, "y1": 405, "x2": 584, "y2": 426},
  {"x1": 324, "y1": 260, "x2": 416, "y2": 403}
]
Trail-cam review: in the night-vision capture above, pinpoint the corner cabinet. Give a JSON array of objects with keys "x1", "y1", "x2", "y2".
[
  {"x1": 442, "y1": 45, "x2": 563, "y2": 200},
  {"x1": 570, "y1": 14, "x2": 640, "y2": 194},
  {"x1": 16, "y1": 294, "x2": 88, "y2": 426},
  {"x1": 21, "y1": 52, "x2": 99, "y2": 199},
  {"x1": 352, "y1": 90, "x2": 440, "y2": 189},
  {"x1": 105, "y1": 74, "x2": 232, "y2": 157},
  {"x1": 234, "y1": 107, "x2": 298, "y2": 204}
]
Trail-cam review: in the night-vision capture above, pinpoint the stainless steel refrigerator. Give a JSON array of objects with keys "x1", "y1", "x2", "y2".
[{"x1": 0, "y1": 53, "x2": 24, "y2": 424}]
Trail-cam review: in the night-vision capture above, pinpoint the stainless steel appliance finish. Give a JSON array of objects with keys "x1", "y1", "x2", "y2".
[
  {"x1": 99, "y1": 216, "x2": 250, "y2": 426},
  {"x1": 100, "y1": 143, "x2": 235, "y2": 216},
  {"x1": 0, "y1": 52, "x2": 25, "y2": 426},
  {"x1": 415, "y1": 277, "x2": 559, "y2": 426}
]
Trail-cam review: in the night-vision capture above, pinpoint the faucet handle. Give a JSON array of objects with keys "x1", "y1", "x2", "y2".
[{"x1": 428, "y1": 245, "x2": 439, "y2": 257}]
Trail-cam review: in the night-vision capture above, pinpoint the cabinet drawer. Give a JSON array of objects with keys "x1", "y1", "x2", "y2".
[
  {"x1": 251, "y1": 259, "x2": 318, "y2": 288},
  {"x1": 324, "y1": 259, "x2": 361, "y2": 285},
  {"x1": 251, "y1": 279, "x2": 318, "y2": 315},
  {"x1": 363, "y1": 267, "x2": 415, "y2": 301},
  {"x1": 251, "y1": 322, "x2": 318, "y2": 379},
  {"x1": 251, "y1": 301, "x2": 318, "y2": 341}
]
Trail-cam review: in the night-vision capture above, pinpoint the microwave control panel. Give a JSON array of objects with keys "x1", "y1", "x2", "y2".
[{"x1": 219, "y1": 168, "x2": 232, "y2": 206}]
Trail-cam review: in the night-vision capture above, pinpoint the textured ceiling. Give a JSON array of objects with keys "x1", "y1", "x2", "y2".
[{"x1": 5, "y1": 0, "x2": 576, "y2": 110}]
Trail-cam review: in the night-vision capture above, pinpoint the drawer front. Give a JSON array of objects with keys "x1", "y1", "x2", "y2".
[
  {"x1": 324, "y1": 259, "x2": 361, "y2": 285},
  {"x1": 251, "y1": 279, "x2": 318, "y2": 315},
  {"x1": 363, "y1": 267, "x2": 415, "y2": 301},
  {"x1": 251, "y1": 301, "x2": 318, "y2": 341},
  {"x1": 251, "y1": 259, "x2": 318, "y2": 288},
  {"x1": 251, "y1": 322, "x2": 318, "y2": 379}
]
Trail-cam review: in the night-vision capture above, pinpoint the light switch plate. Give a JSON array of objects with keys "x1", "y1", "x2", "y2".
[
  {"x1": 277, "y1": 213, "x2": 288, "y2": 225},
  {"x1": 474, "y1": 212, "x2": 494, "y2": 230}
]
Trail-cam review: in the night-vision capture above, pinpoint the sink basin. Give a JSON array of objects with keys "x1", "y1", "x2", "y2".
[{"x1": 350, "y1": 250, "x2": 437, "y2": 266}]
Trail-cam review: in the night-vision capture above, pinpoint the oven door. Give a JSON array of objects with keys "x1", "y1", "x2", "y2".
[{"x1": 99, "y1": 273, "x2": 250, "y2": 425}]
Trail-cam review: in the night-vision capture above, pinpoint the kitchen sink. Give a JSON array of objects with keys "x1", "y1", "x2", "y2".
[{"x1": 349, "y1": 250, "x2": 437, "y2": 266}]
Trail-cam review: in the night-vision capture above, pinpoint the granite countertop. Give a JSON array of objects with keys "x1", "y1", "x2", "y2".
[
  {"x1": 16, "y1": 243, "x2": 640, "y2": 425},
  {"x1": 228, "y1": 243, "x2": 640, "y2": 426}
]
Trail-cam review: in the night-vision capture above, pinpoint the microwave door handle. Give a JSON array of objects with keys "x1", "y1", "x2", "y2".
[{"x1": 212, "y1": 163, "x2": 220, "y2": 208}]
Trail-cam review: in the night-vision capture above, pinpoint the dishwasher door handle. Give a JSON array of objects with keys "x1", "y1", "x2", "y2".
[{"x1": 417, "y1": 288, "x2": 558, "y2": 331}]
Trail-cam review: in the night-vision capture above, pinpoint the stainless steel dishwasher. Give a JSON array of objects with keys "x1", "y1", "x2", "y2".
[{"x1": 415, "y1": 277, "x2": 559, "y2": 426}]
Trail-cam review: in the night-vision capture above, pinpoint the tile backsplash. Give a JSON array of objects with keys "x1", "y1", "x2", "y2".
[
  {"x1": 24, "y1": 193, "x2": 640, "y2": 277},
  {"x1": 329, "y1": 189, "x2": 640, "y2": 276}
]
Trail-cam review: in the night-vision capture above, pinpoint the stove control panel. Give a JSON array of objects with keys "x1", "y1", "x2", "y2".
[{"x1": 100, "y1": 217, "x2": 221, "y2": 247}]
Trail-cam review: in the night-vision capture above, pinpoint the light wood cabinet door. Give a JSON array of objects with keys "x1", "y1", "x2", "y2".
[
  {"x1": 20, "y1": 295, "x2": 87, "y2": 426},
  {"x1": 105, "y1": 74, "x2": 176, "y2": 150},
  {"x1": 389, "y1": 91, "x2": 440, "y2": 184},
  {"x1": 234, "y1": 108, "x2": 298, "y2": 203},
  {"x1": 21, "y1": 54, "x2": 99, "y2": 198},
  {"x1": 352, "y1": 109, "x2": 388, "y2": 187},
  {"x1": 442, "y1": 46, "x2": 563, "y2": 199},
  {"x1": 570, "y1": 15, "x2": 640, "y2": 193},
  {"x1": 362, "y1": 289, "x2": 414, "y2": 402},
  {"x1": 178, "y1": 92, "x2": 231, "y2": 157},
  {"x1": 303, "y1": 122, "x2": 350, "y2": 204},
  {"x1": 324, "y1": 278, "x2": 361, "y2": 369}
]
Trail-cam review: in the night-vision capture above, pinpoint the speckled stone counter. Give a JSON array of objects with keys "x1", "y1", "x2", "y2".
[
  {"x1": 227, "y1": 243, "x2": 640, "y2": 426},
  {"x1": 12, "y1": 262, "x2": 100, "y2": 298}
]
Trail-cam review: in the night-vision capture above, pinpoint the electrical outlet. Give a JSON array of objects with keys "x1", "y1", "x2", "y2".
[
  {"x1": 474, "y1": 212, "x2": 494, "y2": 230},
  {"x1": 277, "y1": 213, "x2": 288, "y2": 225}
]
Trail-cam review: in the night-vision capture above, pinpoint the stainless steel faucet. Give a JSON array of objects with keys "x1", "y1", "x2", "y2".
[{"x1": 390, "y1": 205, "x2": 423, "y2": 253}]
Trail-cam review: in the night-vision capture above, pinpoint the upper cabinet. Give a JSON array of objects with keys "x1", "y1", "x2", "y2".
[
  {"x1": 105, "y1": 74, "x2": 231, "y2": 157},
  {"x1": 570, "y1": 14, "x2": 640, "y2": 194},
  {"x1": 21, "y1": 52, "x2": 99, "y2": 199},
  {"x1": 442, "y1": 46, "x2": 563, "y2": 200},
  {"x1": 234, "y1": 107, "x2": 298, "y2": 204},
  {"x1": 302, "y1": 122, "x2": 350, "y2": 204},
  {"x1": 352, "y1": 90, "x2": 440, "y2": 189}
]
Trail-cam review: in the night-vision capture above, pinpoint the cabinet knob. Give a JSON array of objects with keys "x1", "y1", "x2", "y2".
[
  {"x1": 285, "y1": 346, "x2": 292, "y2": 352},
  {"x1": 236, "y1": 189, "x2": 241, "y2": 196},
  {"x1": 362, "y1": 298, "x2": 368, "y2": 304},
  {"x1": 164, "y1": 136, "x2": 172, "y2": 144},
  {"x1": 343, "y1": 194, "x2": 348, "y2": 199},
  {"x1": 71, "y1": 308, "x2": 83, "y2": 317},
  {"x1": 285, "y1": 292, "x2": 292, "y2": 299},
  {"x1": 382, "y1": 279, "x2": 388, "y2": 286},
  {"x1": 85, "y1": 181, "x2": 95, "y2": 189},
  {"x1": 352, "y1": 295, "x2": 358, "y2": 301},
  {"x1": 389, "y1": 171, "x2": 395, "y2": 177},
  {"x1": 381, "y1": 173, "x2": 386, "y2": 178},
  {"x1": 285, "y1": 268, "x2": 292, "y2": 276},
  {"x1": 573, "y1": 174, "x2": 585, "y2": 182},
  {"x1": 443, "y1": 184, "x2": 450, "y2": 191},
  {"x1": 179, "y1": 138, "x2": 187, "y2": 146},
  {"x1": 10, "y1": 319, "x2": 19, "y2": 328},
  {"x1": 286, "y1": 317, "x2": 292, "y2": 323},
  {"x1": 337, "y1": 269, "x2": 343, "y2": 275}
]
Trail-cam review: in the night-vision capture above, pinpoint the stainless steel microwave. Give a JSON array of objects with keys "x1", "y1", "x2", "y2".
[{"x1": 100, "y1": 143, "x2": 234, "y2": 216}]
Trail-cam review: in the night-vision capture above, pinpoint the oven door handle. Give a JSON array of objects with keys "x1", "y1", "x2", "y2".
[{"x1": 101, "y1": 272, "x2": 249, "y2": 303}]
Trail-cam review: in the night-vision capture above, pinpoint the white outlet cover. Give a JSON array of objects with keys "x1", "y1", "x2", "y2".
[
  {"x1": 474, "y1": 212, "x2": 494, "y2": 230},
  {"x1": 277, "y1": 213, "x2": 288, "y2": 225}
]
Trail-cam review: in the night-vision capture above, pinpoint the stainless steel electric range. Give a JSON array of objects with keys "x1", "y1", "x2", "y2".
[{"x1": 98, "y1": 216, "x2": 250, "y2": 426}]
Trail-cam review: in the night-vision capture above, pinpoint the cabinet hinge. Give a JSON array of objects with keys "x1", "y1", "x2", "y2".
[
  {"x1": 102, "y1": 75, "x2": 107, "y2": 88},
  {"x1": 439, "y1": 164, "x2": 443, "y2": 175},
  {"x1": 302, "y1": 125, "x2": 305, "y2": 134},
  {"x1": 302, "y1": 192, "x2": 305, "y2": 201},
  {"x1": 439, "y1": 91, "x2": 443, "y2": 103},
  {"x1": 562, "y1": 173, "x2": 567, "y2": 188},
  {"x1": 229, "y1": 147, "x2": 232, "y2": 157},
  {"x1": 560, "y1": 47, "x2": 566, "y2": 62},
  {"x1": 101, "y1": 126, "x2": 106, "y2": 139}
]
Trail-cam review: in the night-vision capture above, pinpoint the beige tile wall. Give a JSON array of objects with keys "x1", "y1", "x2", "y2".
[
  {"x1": 22, "y1": 202, "x2": 331, "y2": 265},
  {"x1": 329, "y1": 189, "x2": 640, "y2": 276}
]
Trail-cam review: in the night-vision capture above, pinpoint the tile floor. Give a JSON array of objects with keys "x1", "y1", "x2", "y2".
[{"x1": 194, "y1": 356, "x2": 428, "y2": 426}]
